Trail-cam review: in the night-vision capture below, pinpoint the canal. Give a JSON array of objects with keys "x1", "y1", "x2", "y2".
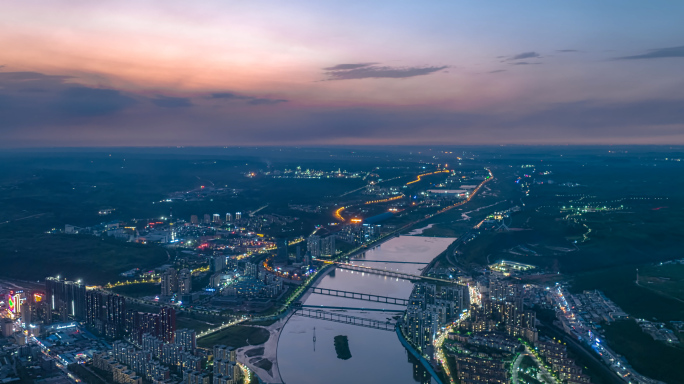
[{"x1": 276, "y1": 235, "x2": 455, "y2": 384}]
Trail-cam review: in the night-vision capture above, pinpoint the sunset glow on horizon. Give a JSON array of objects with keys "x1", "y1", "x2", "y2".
[{"x1": 2, "y1": 0, "x2": 684, "y2": 146}]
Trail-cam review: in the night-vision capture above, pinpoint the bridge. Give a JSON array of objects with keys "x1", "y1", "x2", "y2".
[
  {"x1": 348, "y1": 259, "x2": 429, "y2": 265},
  {"x1": 294, "y1": 308, "x2": 397, "y2": 331},
  {"x1": 332, "y1": 262, "x2": 454, "y2": 283},
  {"x1": 310, "y1": 287, "x2": 409, "y2": 305},
  {"x1": 301, "y1": 305, "x2": 405, "y2": 312}
]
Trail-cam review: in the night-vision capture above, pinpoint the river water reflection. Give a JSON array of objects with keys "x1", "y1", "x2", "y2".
[{"x1": 277, "y1": 236, "x2": 455, "y2": 384}]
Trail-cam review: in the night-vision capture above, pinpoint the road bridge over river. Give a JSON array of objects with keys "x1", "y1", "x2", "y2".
[
  {"x1": 310, "y1": 287, "x2": 409, "y2": 305},
  {"x1": 294, "y1": 308, "x2": 397, "y2": 331},
  {"x1": 331, "y1": 262, "x2": 455, "y2": 284}
]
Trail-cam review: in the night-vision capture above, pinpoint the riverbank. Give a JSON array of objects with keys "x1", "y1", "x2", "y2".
[
  {"x1": 396, "y1": 325, "x2": 444, "y2": 384},
  {"x1": 237, "y1": 313, "x2": 293, "y2": 384}
]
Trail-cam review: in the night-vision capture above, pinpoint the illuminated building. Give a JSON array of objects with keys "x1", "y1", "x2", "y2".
[
  {"x1": 106, "y1": 294, "x2": 127, "y2": 338},
  {"x1": 178, "y1": 269, "x2": 192, "y2": 295},
  {"x1": 86, "y1": 291, "x2": 104, "y2": 328},
  {"x1": 160, "y1": 306, "x2": 176, "y2": 343},
  {"x1": 235, "y1": 212, "x2": 241, "y2": 221},
  {"x1": 86, "y1": 291, "x2": 126, "y2": 339},
  {"x1": 321, "y1": 236, "x2": 335, "y2": 257},
  {"x1": 213, "y1": 345, "x2": 237, "y2": 362},
  {"x1": 276, "y1": 238, "x2": 288, "y2": 262},
  {"x1": 175, "y1": 328, "x2": 196, "y2": 354},
  {"x1": 307, "y1": 235, "x2": 321, "y2": 257},
  {"x1": 45, "y1": 277, "x2": 86, "y2": 321},
  {"x1": 161, "y1": 268, "x2": 178, "y2": 296},
  {"x1": 1, "y1": 318, "x2": 14, "y2": 337},
  {"x1": 212, "y1": 256, "x2": 225, "y2": 273},
  {"x1": 212, "y1": 214, "x2": 221, "y2": 224},
  {"x1": 126, "y1": 307, "x2": 176, "y2": 344},
  {"x1": 225, "y1": 213, "x2": 231, "y2": 222}
]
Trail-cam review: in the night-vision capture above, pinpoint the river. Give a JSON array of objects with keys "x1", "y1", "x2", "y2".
[{"x1": 276, "y1": 236, "x2": 455, "y2": 384}]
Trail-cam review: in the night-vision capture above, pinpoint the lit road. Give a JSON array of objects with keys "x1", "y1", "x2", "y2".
[
  {"x1": 523, "y1": 344, "x2": 559, "y2": 384},
  {"x1": 196, "y1": 316, "x2": 248, "y2": 339},
  {"x1": 406, "y1": 170, "x2": 451, "y2": 185},
  {"x1": 511, "y1": 353, "x2": 525, "y2": 384}
]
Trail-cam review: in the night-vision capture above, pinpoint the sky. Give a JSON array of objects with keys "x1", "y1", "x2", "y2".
[{"x1": 1, "y1": 0, "x2": 684, "y2": 147}]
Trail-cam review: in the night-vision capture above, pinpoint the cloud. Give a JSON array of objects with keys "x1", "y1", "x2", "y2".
[
  {"x1": 615, "y1": 45, "x2": 684, "y2": 60},
  {"x1": 209, "y1": 92, "x2": 287, "y2": 105},
  {"x1": 323, "y1": 63, "x2": 448, "y2": 80},
  {"x1": 510, "y1": 52, "x2": 541, "y2": 60},
  {"x1": 58, "y1": 87, "x2": 136, "y2": 116},
  {"x1": 322, "y1": 63, "x2": 378, "y2": 71},
  {"x1": 488, "y1": 70, "x2": 506, "y2": 73},
  {"x1": 151, "y1": 95, "x2": 192, "y2": 108},
  {"x1": 0, "y1": 72, "x2": 137, "y2": 126},
  {"x1": 247, "y1": 98, "x2": 287, "y2": 105},
  {"x1": 557, "y1": 50, "x2": 578, "y2": 53},
  {"x1": 210, "y1": 92, "x2": 250, "y2": 100},
  {"x1": 513, "y1": 99, "x2": 684, "y2": 129},
  {"x1": 510, "y1": 62, "x2": 541, "y2": 66}
]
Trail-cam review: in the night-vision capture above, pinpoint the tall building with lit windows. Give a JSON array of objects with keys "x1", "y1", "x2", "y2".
[
  {"x1": 175, "y1": 328, "x2": 196, "y2": 354},
  {"x1": 321, "y1": 236, "x2": 335, "y2": 257},
  {"x1": 160, "y1": 307, "x2": 176, "y2": 343},
  {"x1": 178, "y1": 269, "x2": 192, "y2": 295},
  {"x1": 161, "y1": 268, "x2": 178, "y2": 297},
  {"x1": 45, "y1": 277, "x2": 86, "y2": 321}
]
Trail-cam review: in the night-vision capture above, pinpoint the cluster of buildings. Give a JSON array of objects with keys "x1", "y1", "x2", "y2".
[
  {"x1": 305, "y1": 235, "x2": 335, "y2": 258},
  {"x1": 548, "y1": 285, "x2": 663, "y2": 384},
  {"x1": 461, "y1": 280, "x2": 539, "y2": 343},
  {"x1": 401, "y1": 283, "x2": 470, "y2": 355},
  {"x1": 432, "y1": 280, "x2": 599, "y2": 384},
  {"x1": 435, "y1": 280, "x2": 540, "y2": 384},
  {"x1": 161, "y1": 268, "x2": 194, "y2": 299},
  {"x1": 451, "y1": 353, "x2": 509, "y2": 384},
  {"x1": 535, "y1": 338, "x2": 592, "y2": 383},
  {"x1": 635, "y1": 319, "x2": 679, "y2": 344},
  {"x1": 190, "y1": 213, "x2": 242, "y2": 226},
  {"x1": 93, "y1": 328, "x2": 201, "y2": 384},
  {"x1": 221, "y1": 263, "x2": 284, "y2": 300},
  {"x1": 262, "y1": 166, "x2": 368, "y2": 179},
  {"x1": 85, "y1": 290, "x2": 127, "y2": 339},
  {"x1": 567, "y1": 290, "x2": 628, "y2": 324},
  {"x1": 335, "y1": 223, "x2": 382, "y2": 246}
]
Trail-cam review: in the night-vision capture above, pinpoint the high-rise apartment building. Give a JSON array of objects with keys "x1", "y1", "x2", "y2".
[
  {"x1": 161, "y1": 268, "x2": 178, "y2": 297},
  {"x1": 45, "y1": 277, "x2": 86, "y2": 321},
  {"x1": 212, "y1": 256, "x2": 225, "y2": 273},
  {"x1": 175, "y1": 328, "x2": 196, "y2": 354},
  {"x1": 321, "y1": 236, "x2": 336, "y2": 257},
  {"x1": 307, "y1": 235, "x2": 321, "y2": 257},
  {"x1": 178, "y1": 269, "x2": 192, "y2": 295}
]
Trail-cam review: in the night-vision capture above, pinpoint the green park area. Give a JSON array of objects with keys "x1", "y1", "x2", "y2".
[
  {"x1": 638, "y1": 263, "x2": 684, "y2": 302},
  {"x1": 603, "y1": 320, "x2": 684, "y2": 384},
  {"x1": 197, "y1": 325, "x2": 270, "y2": 349},
  {"x1": 111, "y1": 282, "x2": 160, "y2": 297},
  {"x1": 0, "y1": 233, "x2": 168, "y2": 285},
  {"x1": 176, "y1": 317, "x2": 219, "y2": 334},
  {"x1": 571, "y1": 265, "x2": 684, "y2": 321}
]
